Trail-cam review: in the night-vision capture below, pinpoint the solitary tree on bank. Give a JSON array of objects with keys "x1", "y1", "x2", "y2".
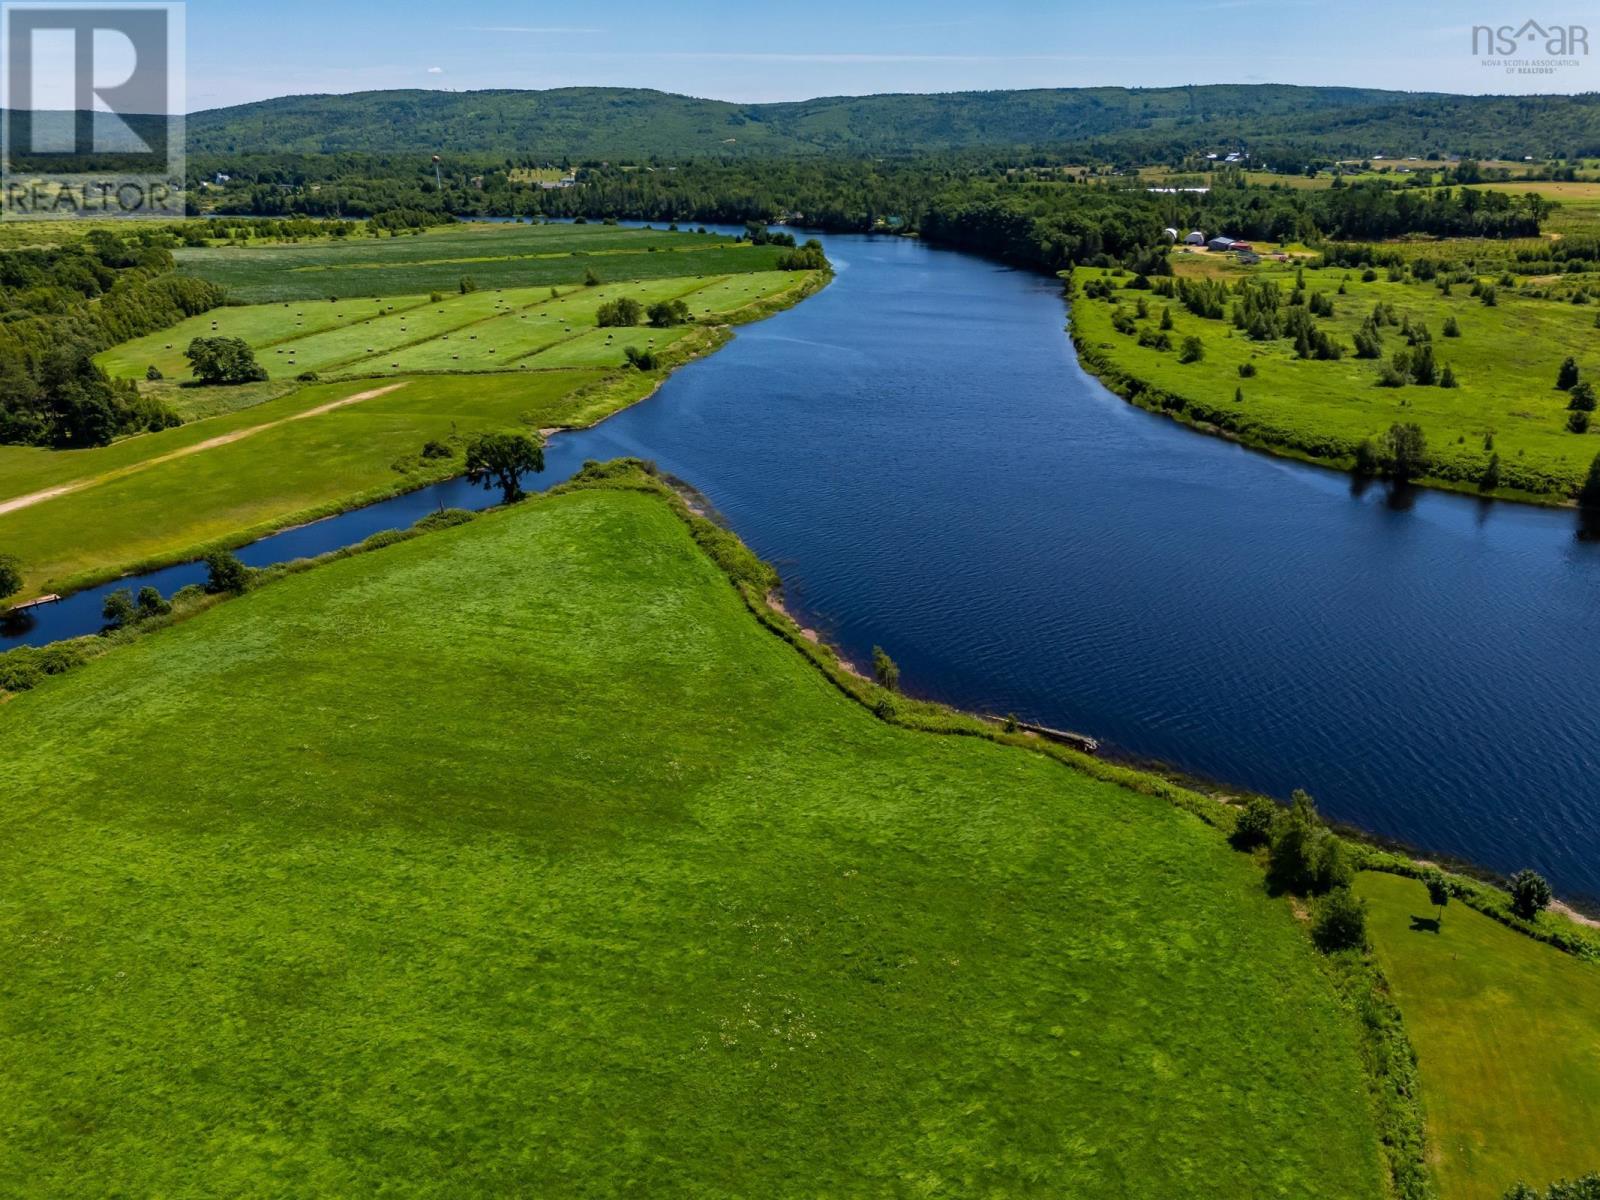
[
  {"x1": 1580, "y1": 451, "x2": 1600, "y2": 511},
  {"x1": 466, "y1": 432, "x2": 544, "y2": 505},
  {"x1": 1424, "y1": 870, "x2": 1451, "y2": 929},
  {"x1": 0, "y1": 554, "x2": 21, "y2": 606},
  {"x1": 872, "y1": 647, "x2": 900, "y2": 693}
]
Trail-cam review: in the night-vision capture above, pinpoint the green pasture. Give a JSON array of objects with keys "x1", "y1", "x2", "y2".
[
  {"x1": 0, "y1": 371, "x2": 603, "y2": 595},
  {"x1": 175, "y1": 221, "x2": 790, "y2": 302},
  {"x1": 0, "y1": 485, "x2": 1384, "y2": 1197},
  {"x1": 1075, "y1": 260, "x2": 1600, "y2": 497},
  {"x1": 1359, "y1": 872, "x2": 1600, "y2": 1200}
]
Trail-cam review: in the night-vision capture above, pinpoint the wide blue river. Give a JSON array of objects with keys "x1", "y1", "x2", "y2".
[{"x1": 7, "y1": 227, "x2": 1600, "y2": 900}]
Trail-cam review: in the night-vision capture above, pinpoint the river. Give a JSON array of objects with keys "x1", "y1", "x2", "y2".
[{"x1": 7, "y1": 225, "x2": 1600, "y2": 901}]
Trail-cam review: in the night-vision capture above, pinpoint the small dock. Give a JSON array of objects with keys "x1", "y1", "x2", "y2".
[
  {"x1": 9, "y1": 594, "x2": 61, "y2": 612},
  {"x1": 996, "y1": 718, "x2": 1100, "y2": 756}
]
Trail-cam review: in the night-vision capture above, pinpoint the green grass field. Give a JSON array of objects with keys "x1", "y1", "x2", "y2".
[
  {"x1": 97, "y1": 271, "x2": 809, "y2": 385},
  {"x1": 1074, "y1": 259, "x2": 1600, "y2": 498},
  {"x1": 174, "y1": 222, "x2": 792, "y2": 303},
  {"x1": 0, "y1": 371, "x2": 611, "y2": 594},
  {"x1": 1359, "y1": 873, "x2": 1600, "y2": 1200},
  {"x1": 0, "y1": 484, "x2": 1385, "y2": 1197}
]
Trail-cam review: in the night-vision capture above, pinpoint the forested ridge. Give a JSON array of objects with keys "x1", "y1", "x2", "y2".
[{"x1": 185, "y1": 85, "x2": 1600, "y2": 161}]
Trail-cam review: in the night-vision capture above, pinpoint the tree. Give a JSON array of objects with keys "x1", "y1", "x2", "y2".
[
  {"x1": 1159, "y1": 306, "x2": 1174, "y2": 331},
  {"x1": 1409, "y1": 343, "x2": 1438, "y2": 386},
  {"x1": 1354, "y1": 438, "x2": 1381, "y2": 476},
  {"x1": 1568, "y1": 411, "x2": 1590, "y2": 435},
  {"x1": 102, "y1": 588, "x2": 136, "y2": 629},
  {"x1": 597, "y1": 298, "x2": 643, "y2": 327},
  {"x1": 1557, "y1": 356, "x2": 1580, "y2": 391},
  {"x1": 1481, "y1": 453, "x2": 1501, "y2": 493},
  {"x1": 647, "y1": 299, "x2": 691, "y2": 328},
  {"x1": 583, "y1": 268, "x2": 602, "y2": 287},
  {"x1": 872, "y1": 646, "x2": 900, "y2": 693},
  {"x1": 1424, "y1": 869, "x2": 1451, "y2": 927},
  {"x1": 1178, "y1": 335, "x2": 1205, "y2": 364},
  {"x1": 465, "y1": 431, "x2": 543, "y2": 504},
  {"x1": 136, "y1": 586, "x2": 171, "y2": 620},
  {"x1": 1567, "y1": 381, "x2": 1596, "y2": 413},
  {"x1": 1581, "y1": 451, "x2": 1600, "y2": 510},
  {"x1": 185, "y1": 337, "x2": 268, "y2": 385},
  {"x1": 1443, "y1": 315, "x2": 1461, "y2": 337},
  {"x1": 204, "y1": 551, "x2": 251, "y2": 595},
  {"x1": 777, "y1": 240, "x2": 827, "y2": 271},
  {"x1": 0, "y1": 554, "x2": 20, "y2": 605},
  {"x1": 1268, "y1": 790, "x2": 1327, "y2": 894},
  {"x1": 1383, "y1": 422, "x2": 1428, "y2": 482},
  {"x1": 1508, "y1": 869, "x2": 1553, "y2": 921},
  {"x1": 1230, "y1": 795, "x2": 1277, "y2": 850},
  {"x1": 146, "y1": 365, "x2": 164, "y2": 381},
  {"x1": 1312, "y1": 887, "x2": 1369, "y2": 952},
  {"x1": 1440, "y1": 364, "x2": 1459, "y2": 389}
]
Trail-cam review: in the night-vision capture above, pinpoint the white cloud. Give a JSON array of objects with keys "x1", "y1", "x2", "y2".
[{"x1": 427, "y1": 66, "x2": 444, "y2": 74}]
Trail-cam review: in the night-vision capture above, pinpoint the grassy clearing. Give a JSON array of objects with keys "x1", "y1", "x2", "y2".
[
  {"x1": 0, "y1": 484, "x2": 1385, "y2": 1197},
  {"x1": 1358, "y1": 872, "x2": 1600, "y2": 1200},
  {"x1": 1073, "y1": 258, "x2": 1600, "y2": 498},
  {"x1": 175, "y1": 222, "x2": 790, "y2": 302}
]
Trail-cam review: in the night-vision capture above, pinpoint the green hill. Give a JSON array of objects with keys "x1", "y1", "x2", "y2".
[{"x1": 184, "y1": 85, "x2": 1600, "y2": 159}]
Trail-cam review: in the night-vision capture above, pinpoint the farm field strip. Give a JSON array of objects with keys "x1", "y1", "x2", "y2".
[
  {"x1": 102, "y1": 272, "x2": 792, "y2": 385},
  {"x1": 174, "y1": 222, "x2": 793, "y2": 302},
  {"x1": 334, "y1": 276, "x2": 728, "y2": 377},
  {"x1": 0, "y1": 383, "x2": 410, "y2": 518},
  {"x1": 1359, "y1": 872, "x2": 1600, "y2": 1200}
]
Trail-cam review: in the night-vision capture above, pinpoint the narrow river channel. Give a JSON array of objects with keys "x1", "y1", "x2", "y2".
[{"x1": 8, "y1": 225, "x2": 1600, "y2": 901}]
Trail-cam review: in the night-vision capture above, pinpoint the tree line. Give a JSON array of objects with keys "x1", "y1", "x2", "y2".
[{"x1": 0, "y1": 231, "x2": 222, "y2": 448}]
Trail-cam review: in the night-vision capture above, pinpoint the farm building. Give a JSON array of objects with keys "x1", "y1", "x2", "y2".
[
  {"x1": 1184, "y1": 231, "x2": 1206, "y2": 245},
  {"x1": 1207, "y1": 237, "x2": 1237, "y2": 252},
  {"x1": 1230, "y1": 241, "x2": 1254, "y2": 253}
]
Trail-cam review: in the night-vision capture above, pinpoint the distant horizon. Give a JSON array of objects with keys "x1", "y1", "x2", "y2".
[
  {"x1": 166, "y1": 0, "x2": 1600, "y2": 112},
  {"x1": 182, "y1": 79, "x2": 1594, "y2": 117}
]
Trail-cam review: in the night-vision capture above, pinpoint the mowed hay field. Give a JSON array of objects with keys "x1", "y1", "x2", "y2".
[
  {"x1": 1074, "y1": 260, "x2": 1600, "y2": 497},
  {"x1": 97, "y1": 271, "x2": 811, "y2": 384},
  {"x1": 174, "y1": 221, "x2": 793, "y2": 303},
  {"x1": 0, "y1": 485, "x2": 1386, "y2": 1198},
  {"x1": 1358, "y1": 873, "x2": 1600, "y2": 1200}
]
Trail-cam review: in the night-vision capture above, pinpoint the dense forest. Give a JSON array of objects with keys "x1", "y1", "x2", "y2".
[
  {"x1": 185, "y1": 85, "x2": 1600, "y2": 161},
  {"x1": 0, "y1": 232, "x2": 220, "y2": 448},
  {"x1": 188, "y1": 153, "x2": 1550, "y2": 269}
]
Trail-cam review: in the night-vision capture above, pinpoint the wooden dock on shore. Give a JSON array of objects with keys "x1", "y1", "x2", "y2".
[{"x1": 994, "y1": 717, "x2": 1100, "y2": 756}]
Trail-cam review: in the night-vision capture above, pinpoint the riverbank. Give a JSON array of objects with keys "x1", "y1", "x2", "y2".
[{"x1": 1067, "y1": 261, "x2": 1598, "y2": 508}]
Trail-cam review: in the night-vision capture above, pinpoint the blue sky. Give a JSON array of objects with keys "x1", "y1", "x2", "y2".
[{"x1": 182, "y1": 0, "x2": 1600, "y2": 110}]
